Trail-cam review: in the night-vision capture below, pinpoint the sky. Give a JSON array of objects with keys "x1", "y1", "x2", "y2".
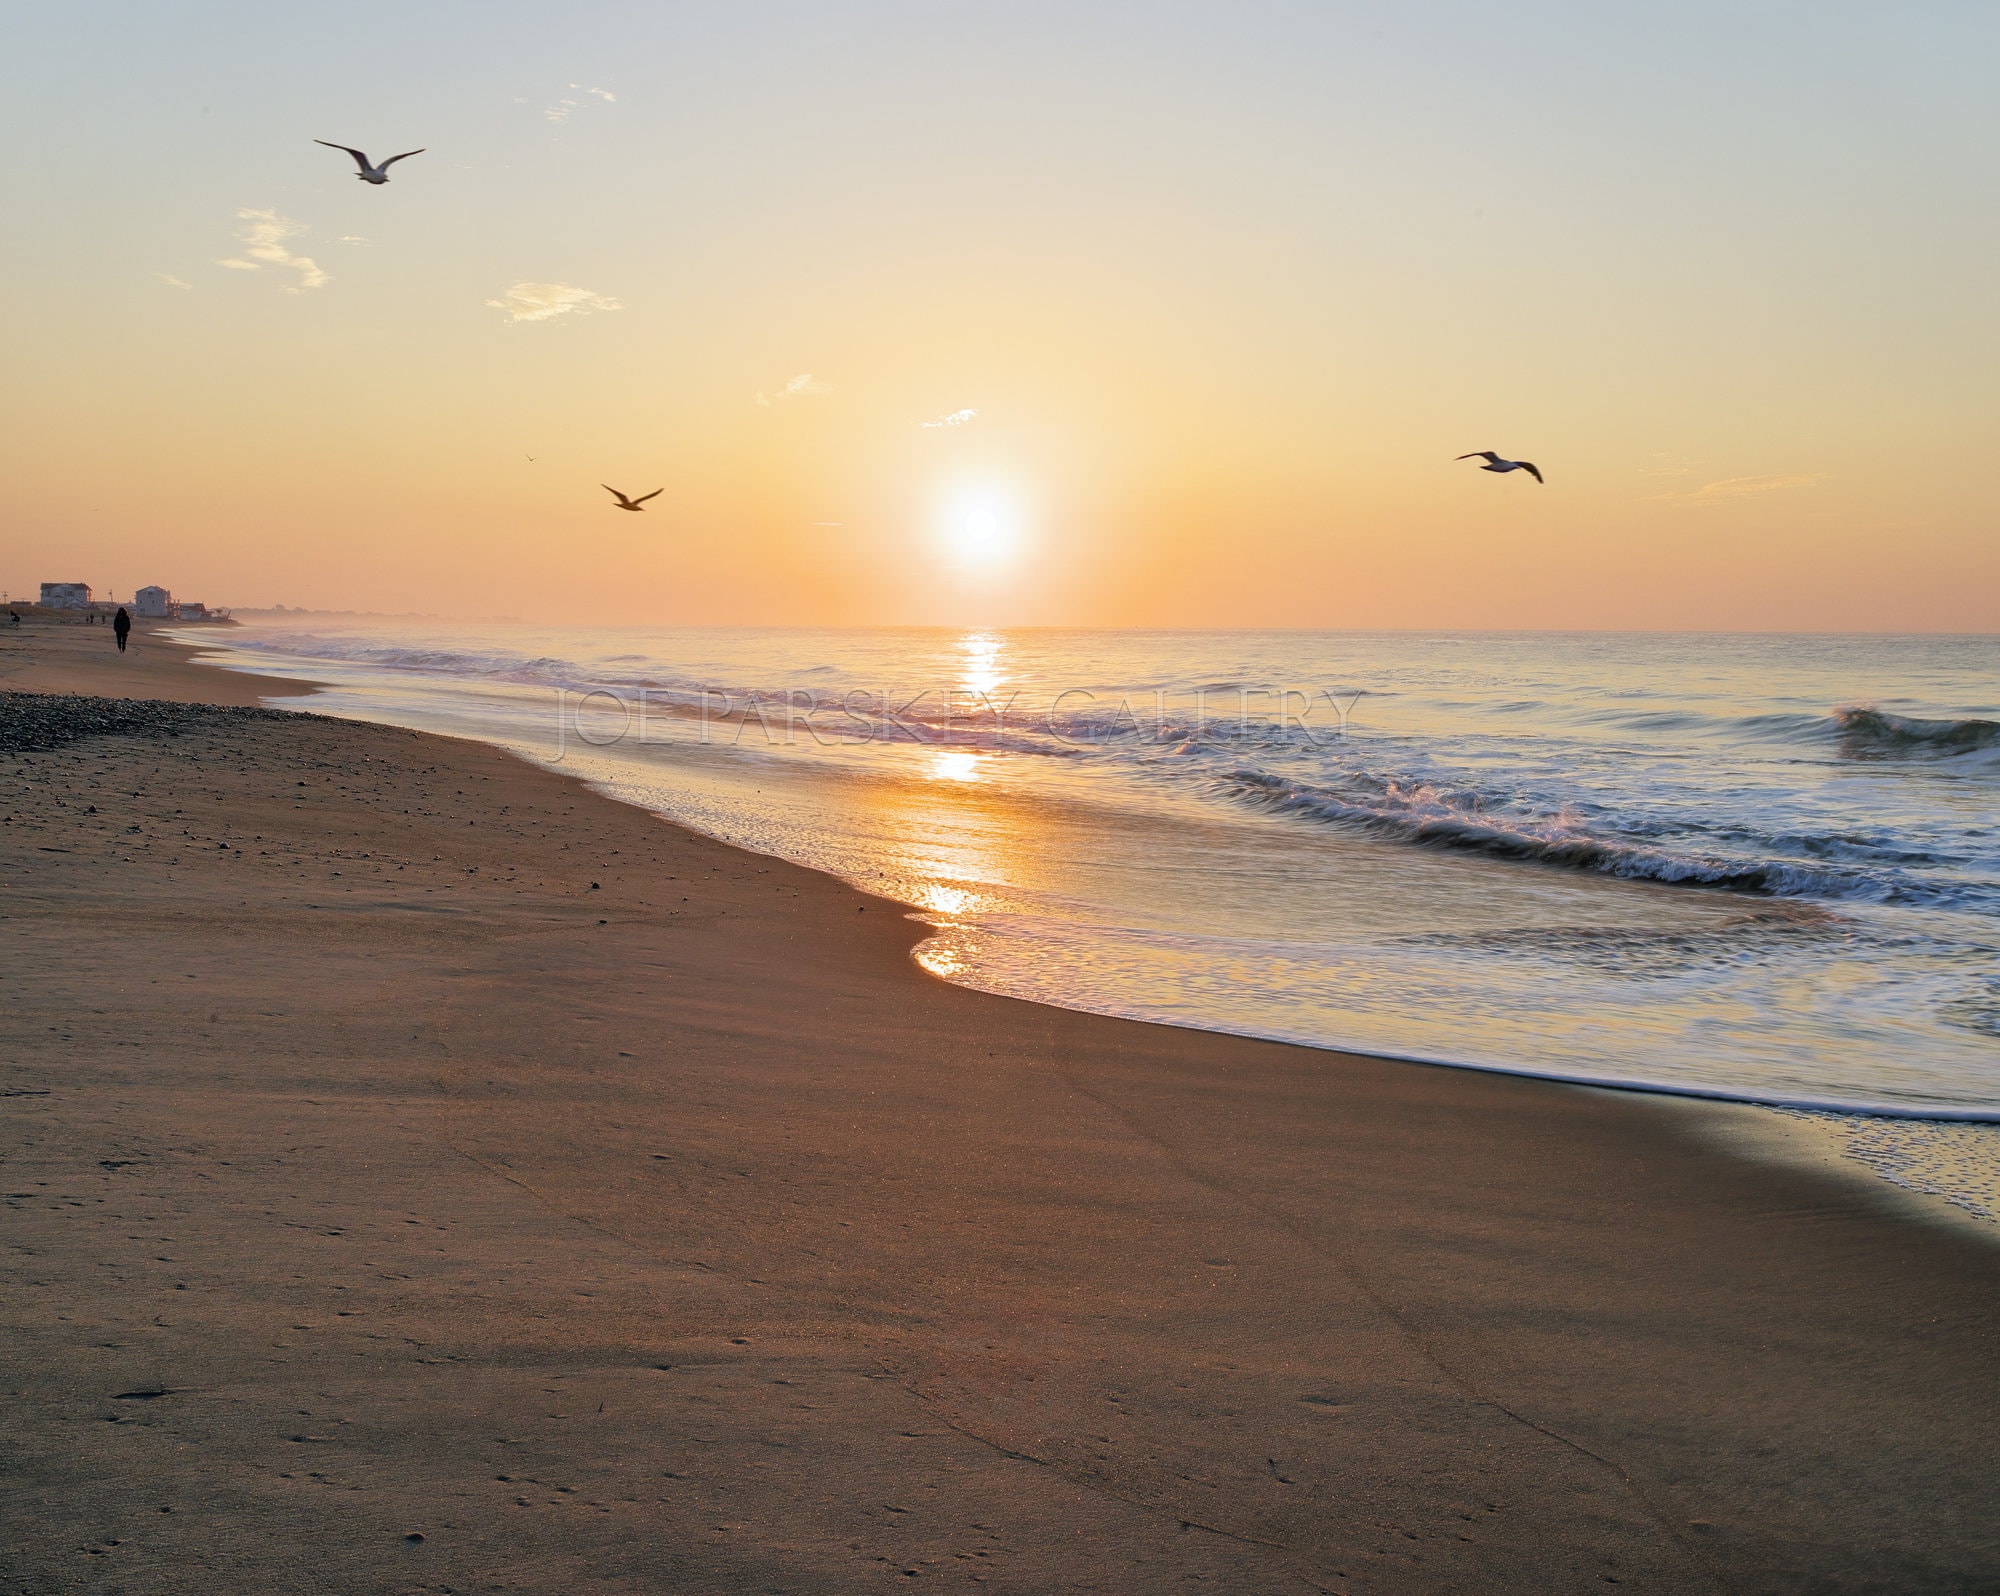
[{"x1": 2, "y1": 1, "x2": 1995, "y2": 631}]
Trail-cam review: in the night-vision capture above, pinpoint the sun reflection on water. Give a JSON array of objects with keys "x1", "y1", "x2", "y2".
[
  {"x1": 914, "y1": 939, "x2": 967, "y2": 979},
  {"x1": 910, "y1": 886, "x2": 986, "y2": 978},
  {"x1": 927, "y1": 750, "x2": 983, "y2": 783},
  {"x1": 957, "y1": 631, "x2": 1005, "y2": 699},
  {"x1": 915, "y1": 882, "x2": 981, "y2": 917}
]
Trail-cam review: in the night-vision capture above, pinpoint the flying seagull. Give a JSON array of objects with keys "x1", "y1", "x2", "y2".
[
  {"x1": 602, "y1": 484, "x2": 663, "y2": 512},
  {"x1": 1456, "y1": 451, "x2": 1543, "y2": 483},
  {"x1": 314, "y1": 141, "x2": 426, "y2": 184}
]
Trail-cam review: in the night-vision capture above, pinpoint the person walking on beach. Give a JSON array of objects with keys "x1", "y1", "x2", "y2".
[{"x1": 113, "y1": 607, "x2": 131, "y2": 652}]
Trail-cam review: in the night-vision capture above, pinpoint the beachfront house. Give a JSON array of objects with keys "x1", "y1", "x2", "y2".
[
  {"x1": 175, "y1": 602, "x2": 210, "y2": 621},
  {"x1": 134, "y1": 585, "x2": 174, "y2": 619},
  {"x1": 39, "y1": 582, "x2": 92, "y2": 609}
]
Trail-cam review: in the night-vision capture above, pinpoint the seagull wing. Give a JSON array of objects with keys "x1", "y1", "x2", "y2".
[
  {"x1": 378, "y1": 149, "x2": 426, "y2": 169},
  {"x1": 631, "y1": 489, "x2": 664, "y2": 506},
  {"x1": 315, "y1": 140, "x2": 373, "y2": 171},
  {"x1": 1520, "y1": 462, "x2": 1543, "y2": 483},
  {"x1": 1455, "y1": 452, "x2": 1500, "y2": 463},
  {"x1": 602, "y1": 484, "x2": 633, "y2": 505}
]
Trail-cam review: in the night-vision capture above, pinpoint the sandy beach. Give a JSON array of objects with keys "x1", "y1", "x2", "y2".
[{"x1": 4, "y1": 621, "x2": 1998, "y2": 1594}]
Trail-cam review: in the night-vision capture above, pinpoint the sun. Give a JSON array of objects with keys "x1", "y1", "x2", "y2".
[{"x1": 940, "y1": 489, "x2": 1023, "y2": 570}]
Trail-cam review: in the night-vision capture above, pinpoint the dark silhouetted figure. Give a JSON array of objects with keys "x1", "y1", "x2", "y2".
[{"x1": 114, "y1": 607, "x2": 131, "y2": 652}]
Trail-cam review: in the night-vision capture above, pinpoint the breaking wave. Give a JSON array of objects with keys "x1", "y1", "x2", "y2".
[
  {"x1": 1219, "y1": 768, "x2": 1977, "y2": 907},
  {"x1": 1836, "y1": 706, "x2": 2000, "y2": 758}
]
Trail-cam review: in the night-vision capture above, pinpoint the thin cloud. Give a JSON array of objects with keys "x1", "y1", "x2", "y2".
[
  {"x1": 920, "y1": 408, "x2": 979, "y2": 429},
  {"x1": 1638, "y1": 453, "x2": 1713, "y2": 479},
  {"x1": 547, "y1": 83, "x2": 616, "y2": 122},
  {"x1": 1655, "y1": 472, "x2": 1827, "y2": 504},
  {"x1": 755, "y1": 373, "x2": 833, "y2": 407},
  {"x1": 337, "y1": 235, "x2": 368, "y2": 246},
  {"x1": 486, "y1": 281, "x2": 623, "y2": 322},
  {"x1": 154, "y1": 273, "x2": 192, "y2": 290},
  {"x1": 215, "y1": 209, "x2": 329, "y2": 291}
]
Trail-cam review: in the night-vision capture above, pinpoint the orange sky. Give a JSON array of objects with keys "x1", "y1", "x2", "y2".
[{"x1": 3, "y1": 4, "x2": 1995, "y2": 630}]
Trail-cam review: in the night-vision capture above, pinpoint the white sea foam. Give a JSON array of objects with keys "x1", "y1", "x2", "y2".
[{"x1": 1771, "y1": 1108, "x2": 2000, "y2": 1226}]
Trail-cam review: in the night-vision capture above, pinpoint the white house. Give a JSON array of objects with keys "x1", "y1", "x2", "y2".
[
  {"x1": 39, "y1": 582, "x2": 91, "y2": 608},
  {"x1": 175, "y1": 602, "x2": 209, "y2": 621},
  {"x1": 134, "y1": 585, "x2": 174, "y2": 619}
]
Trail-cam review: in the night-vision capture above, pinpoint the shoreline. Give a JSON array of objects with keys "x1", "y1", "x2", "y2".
[
  {"x1": 0, "y1": 615, "x2": 322, "y2": 706},
  {"x1": 35, "y1": 619, "x2": 2000, "y2": 1222},
  {"x1": 6, "y1": 621, "x2": 2000, "y2": 1589},
  {"x1": 78, "y1": 621, "x2": 2000, "y2": 1229}
]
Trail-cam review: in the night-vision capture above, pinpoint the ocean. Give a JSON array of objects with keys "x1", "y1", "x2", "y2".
[{"x1": 191, "y1": 623, "x2": 2000, "y2": 1140}]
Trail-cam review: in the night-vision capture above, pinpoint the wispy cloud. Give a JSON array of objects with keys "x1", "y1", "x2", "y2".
[
  {"x1": 154, "y1": 273, "x2": 192, "y2": 290},
  {"x1": 337, "y1": 235, "x2": 368, "y2": 246},
  {"x1": 755, "y1": 373, "x2": 833, "y2": 407},
  {"x1": 547, "y1": 83, "x2": 616, "y2": 122},
  {"x1": 215, "y1": 209, "x2": 329, "y2": 291},
  {"x1": 1638, "y1": 453, "x2": 1717, "y2": 479},
  {"x1": 1655, "y1": 472, "x2": 1827, "y2": 504},
  {"x1": 920, "y1": 408, "x2": 979, "y2": 429},
  {"x1": 486, "y1": 281, "x2": 623, "y2": 322}
]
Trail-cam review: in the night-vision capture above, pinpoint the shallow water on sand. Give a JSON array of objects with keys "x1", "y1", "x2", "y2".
[{"x1": 195, "y1": 623, "x2": 2000, "y2": 1132}]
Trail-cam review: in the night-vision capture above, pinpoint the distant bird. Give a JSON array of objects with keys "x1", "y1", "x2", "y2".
[
  {"x1": 602, "y1": 484, "x2": 663, "y2": 512},
  {"x1": 314, "y1": 141, "x2": 426, "y2": 184},
  {"x1": 1456, "y1": 451, "x2": 1543, "y2": 483}
]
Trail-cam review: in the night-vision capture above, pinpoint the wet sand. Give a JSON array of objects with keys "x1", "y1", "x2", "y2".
[
  {"x1": 4, "y1": 620, "x2": 1998, "y2": 1593},
  {"x1": 0, "y1": 617, "x2": 318, "y2": 706}
]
